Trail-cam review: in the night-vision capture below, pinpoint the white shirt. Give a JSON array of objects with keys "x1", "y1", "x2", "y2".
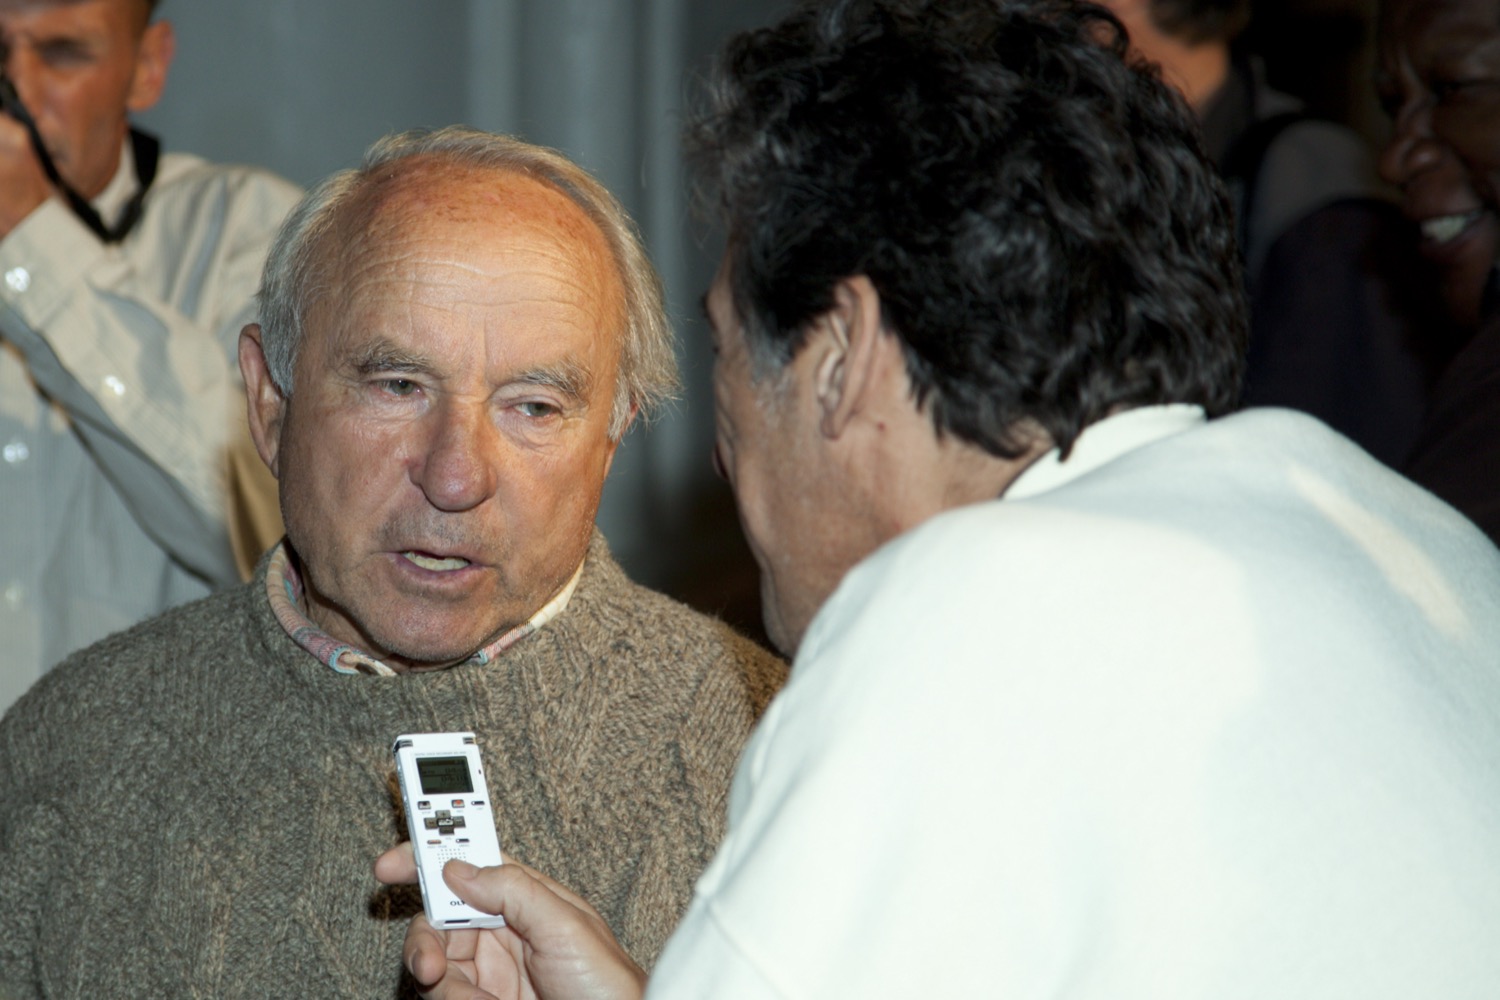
[
  {"x1": 650, "y1": 406, "x2": 1500, "y2": 998},
  {"x1": 0, "y1": 139, "x2": 302, "y2": 713}
]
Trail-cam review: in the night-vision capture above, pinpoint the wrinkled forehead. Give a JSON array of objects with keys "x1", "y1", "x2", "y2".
[
  {"x1": 339, "y1": 159, "x2": 616, "y2": 273},
  {"x1": 307, "y1": 159, "x2": 627, "y2": 342},
  {"x1": 0, "y1": 0, "x2": 153, "y2": 34},
  {"x1": 0, "y1": 0, "x2": 150, "y2": 16}
]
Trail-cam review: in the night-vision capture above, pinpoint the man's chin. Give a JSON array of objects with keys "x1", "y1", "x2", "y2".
[
  {"x1": 375, "y1": 642, "x2": 485, "y2": 673},
  {"x1": 362, "y1": 619, "x2": 500, "y2": 673},
  {"x1": 759, "y1": 587, "x2": 803, "y2": 659}
]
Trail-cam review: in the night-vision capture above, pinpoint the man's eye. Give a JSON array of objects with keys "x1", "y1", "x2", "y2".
[
  {"x1": 516, "y1": 401, "x2": 558, "y2": 418},
  {"x1": 1431, "y1": 77, "x2": 1496, "y2": 102},
  {"x1": 380, "y1": 378, "x2": 418, "y2": 396},
  {"x1": 38, "y1": 42, "x2": 92, "y2": 66}
]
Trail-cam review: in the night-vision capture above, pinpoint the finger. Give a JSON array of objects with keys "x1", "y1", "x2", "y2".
[
  {"x1": 421, "y1": 977, "x2": 499, "y2": 1000},
  {"x1": 403, "y1": 916, "x2": 473, "y2": 988},
  {"x1": 374, "y1": 841, "x2": 418, "y2": 885},
  {"x1": 440, "y1": 862, "x2": 647, "y2": 1000},
  {"x1": 422, "y1": 973, "x2": 501, "y2": 1000},
  {"x1": 404, "y1": 921, "x2": 503, "y2": 1000},
  {"x1": 441, "y1": 860, "x2": 583, "y2": 937},
  {"x1": 419, "y1": 960, "x2": 502, "y2": 1000},
  {"x1": 494, "y1": 858, "x2": 606, "y2": 921},
  {"x1": 403, "y1": 914, "x2": 446, "y2": 986}
]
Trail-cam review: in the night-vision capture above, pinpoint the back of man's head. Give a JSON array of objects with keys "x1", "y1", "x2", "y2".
[{"x1": 688, "y1": 0, "x2": 1247, "y2": 458}]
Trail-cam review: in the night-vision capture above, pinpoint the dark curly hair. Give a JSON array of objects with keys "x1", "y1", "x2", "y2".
[{"x1": 686, "y1": 0, "x2": 1246, "y2": 458}]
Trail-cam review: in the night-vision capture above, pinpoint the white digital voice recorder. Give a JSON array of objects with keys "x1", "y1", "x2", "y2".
[{"x1": 393, "y1": 731, "x2": 506, "y2": 929}]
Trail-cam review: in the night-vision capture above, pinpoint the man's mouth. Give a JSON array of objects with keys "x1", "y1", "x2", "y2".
[
  {"x1": 403, "y1": 551, "x2": 471, "y2": 571},
  {"x1": 1421, "y1": 209, "x2": 1485, "y2": 245}
]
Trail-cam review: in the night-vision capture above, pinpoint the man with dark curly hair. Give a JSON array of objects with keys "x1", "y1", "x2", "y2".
[{"x1": 379, "y1": 0, "x2": 1500, "y2": 996}]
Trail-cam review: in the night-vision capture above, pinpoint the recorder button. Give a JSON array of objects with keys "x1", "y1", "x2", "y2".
[
  {"x1": 424, "y1": 818, "x2": 439, "y2": 830},
  {"x1": 417, "y1": 800, "x2": 431, "y2": 810}
]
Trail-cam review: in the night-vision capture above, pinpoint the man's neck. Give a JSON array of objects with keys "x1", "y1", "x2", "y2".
[
  {"x1": 91, "y1": 134, "x2": 137, "y2": 228},
  {"x1": 868, "y1": 409, "x2": 1053, "y2": 541}
]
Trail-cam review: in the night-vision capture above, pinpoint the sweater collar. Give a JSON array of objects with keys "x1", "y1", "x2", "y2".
[
  {"x1": 1005, "y1": 404, "x2": 1205, "y2": 502},
  {"x1": 262, "y1": 540, "x2": 584, "y2": 676}
]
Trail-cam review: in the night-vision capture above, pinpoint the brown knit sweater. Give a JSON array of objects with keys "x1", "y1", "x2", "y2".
[{"x1": 0, "y1": 534, "x2": 785, "y2": 999}]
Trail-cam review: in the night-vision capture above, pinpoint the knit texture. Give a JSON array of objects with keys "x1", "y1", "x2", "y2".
[{"x1": 0, "y1": 534, "x2": 786, "y2": 999}]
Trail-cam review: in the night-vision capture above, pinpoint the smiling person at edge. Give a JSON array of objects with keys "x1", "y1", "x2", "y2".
[
  {"x1": 0, "y1": 127, "x2": 785, "y2": 998},
  {"x1": 1379, "y1": 0, "x2": 1500, "y2": 545},
  {"x1": 376, "y1": 1, "x2": 1500, "y2": 997}
]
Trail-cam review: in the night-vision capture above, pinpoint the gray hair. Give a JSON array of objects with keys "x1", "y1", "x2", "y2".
[{"x1": 256, "y1": 125, "x2": 678, "y2": 438}]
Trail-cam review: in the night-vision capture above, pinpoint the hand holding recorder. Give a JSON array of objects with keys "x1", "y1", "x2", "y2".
[
  {"x1": 387, "y1": 731, "x2": 644, "y2": 1000},
  {"x1": 374, "y1": 847, "x2": 646, "y2": 1000}
]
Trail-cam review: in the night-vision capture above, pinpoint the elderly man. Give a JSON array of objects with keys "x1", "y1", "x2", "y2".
[
  {"x1": 0, "y1": 0, "x2": 302, "y2": 713},
  {"x1": 383, "y1": 1, "x2": 1500, "y2": 997},
  {"x1": 0, "y1": 127, "x2": 784, "y2": 998}
]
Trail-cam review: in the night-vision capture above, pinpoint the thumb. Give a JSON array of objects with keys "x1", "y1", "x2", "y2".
[
  {"x1": 441, "y1": 860, "x2": 558, "y2": 932},
  {"x1": 441, "y1": 860, "x2": 647, "y2": 1000}
]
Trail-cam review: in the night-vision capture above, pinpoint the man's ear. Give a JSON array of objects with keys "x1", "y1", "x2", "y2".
[
  {"x1": 239, "y1": 323, "x2": 287, "y2": 479},
  {"x1": 126, "y1": 19, "x2": 175, "y2": 114},
  {"x1": 813, "y1": 274, "x2": 887, "y2": 439},
  {"x1": 601, "y1": 401, "x2": 638, "y2": 477}
]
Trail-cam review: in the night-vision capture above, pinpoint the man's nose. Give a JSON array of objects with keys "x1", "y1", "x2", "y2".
[
  {"x1": 413, "y1": 402, "x2": 501, "y2": 513},
  {"x1": 1377, "y1": 99, "x2": 1439, "y2": 190}
]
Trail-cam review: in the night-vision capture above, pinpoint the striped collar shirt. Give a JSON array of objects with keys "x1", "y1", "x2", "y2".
[{"x1": 263, "y1": 540, "x2": 583, "y2": 676}]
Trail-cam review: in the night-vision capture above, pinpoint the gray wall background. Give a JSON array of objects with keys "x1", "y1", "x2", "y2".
[{"x1": 139, "y1": 0, "x2": 794, "y2": 637}]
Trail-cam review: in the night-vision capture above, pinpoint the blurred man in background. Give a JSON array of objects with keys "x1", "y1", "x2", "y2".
[{"x1": 0, "y1": 0, "x2": 301, "y2": 713}]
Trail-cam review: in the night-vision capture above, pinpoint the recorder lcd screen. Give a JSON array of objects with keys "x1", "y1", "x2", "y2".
[{"x1": 416, "y1": 756, "x2": 475, "y2": 795}]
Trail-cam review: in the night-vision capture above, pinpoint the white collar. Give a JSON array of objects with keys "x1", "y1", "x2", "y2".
[{"x1": 1004, "y1": 404, "x2": 1206, "y2": 502}]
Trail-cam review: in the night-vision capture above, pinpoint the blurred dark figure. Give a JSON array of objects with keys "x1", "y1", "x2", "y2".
[
  {"x1": 1379, "y1": 0, "x2": 1500, "y2": 545},
  {"x1": 1106, "y1": 0, "x2": 1459, "y2": 466}
]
